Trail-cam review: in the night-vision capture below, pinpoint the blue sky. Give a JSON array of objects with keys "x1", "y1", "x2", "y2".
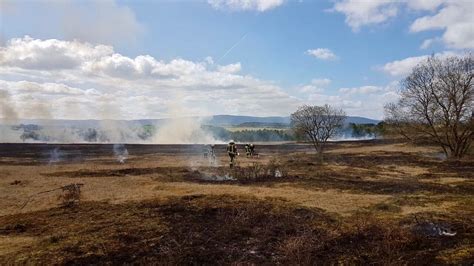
[{"x1": 0, "y1": 0, "x2": 472, "y2": 120}]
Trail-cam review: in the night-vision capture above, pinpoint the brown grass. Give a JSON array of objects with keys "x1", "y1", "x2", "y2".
[{"x1": 0, "y1": 141, "x2": 473, "y2": 264}]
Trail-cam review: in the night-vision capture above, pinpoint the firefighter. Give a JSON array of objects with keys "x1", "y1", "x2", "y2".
[
  {"x1": 209, "y1": 144, "x2": 216, "y2": 161},
  {"x1": 245, "y1": 143, "x2": 251, "y2": 157},
  {"x1": 249, "y1": 143, "x2": 255, "y2": 157},
  {"x1": 226, "y1": 140, "x2": 238, "y2": 168}
]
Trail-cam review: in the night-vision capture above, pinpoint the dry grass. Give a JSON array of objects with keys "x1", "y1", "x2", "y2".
[{"x1": 0, "y1": 141, "x2": 473, "y2": 264}]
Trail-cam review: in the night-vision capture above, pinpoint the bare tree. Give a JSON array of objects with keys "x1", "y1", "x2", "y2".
[
  {"x1": 291, "y1": 104, "x2": 346, "y2": 155},
  {"x1": 385, "y1": 54, "x2": 473, "y2": 159}
]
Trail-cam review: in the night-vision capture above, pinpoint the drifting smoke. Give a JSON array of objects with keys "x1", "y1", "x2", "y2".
[
  {"x1": 0, "y1": 89, "x2": 22, "y2": 142},
  {"x1": 113, "y1": 144, "x2": 129, "y2": 163},
  {"x1": 0, "y1": 90, "x2": 18, "y2": 121},
  {"x1": 330, "y1": 134, "x2": 376, "y2": 141},
  {"x1": 201, "y1": 174, "x2": 236, "y2": 181},
  {"x1": 152, "y1": 117, "x2": 218, "y2": 144},
  {"x1": 48, "y1": 147, "x2": 62, "y2": 164},
  {"x1": 151, "y1": 93, "x2": 219, "y2": 144}
]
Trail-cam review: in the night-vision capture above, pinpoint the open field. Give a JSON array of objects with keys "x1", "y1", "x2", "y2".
[{"x1": 0, "y1": 140, "x2": 473, "y2": 264}]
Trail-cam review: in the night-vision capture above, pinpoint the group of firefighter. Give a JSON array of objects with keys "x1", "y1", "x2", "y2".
[{"x1": 205, "y1": 141, "x2": 257, "y2": 168}]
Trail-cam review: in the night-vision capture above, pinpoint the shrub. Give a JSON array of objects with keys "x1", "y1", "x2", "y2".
[
  {"x1": 58, "y1": 184, "x2": 83, "y2": 207},
  {"x1": 231, "y1": 159, "x2": 288, "y2": 183}
]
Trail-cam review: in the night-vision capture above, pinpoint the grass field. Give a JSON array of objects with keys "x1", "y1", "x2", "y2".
[{"x1": 0, "y1": 141, "x2": 473, "y2": 264}]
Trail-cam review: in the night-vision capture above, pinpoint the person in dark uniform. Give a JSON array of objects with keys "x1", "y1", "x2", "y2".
[
  {"x1": 226, "y1": 140, "x2": 238, "y2": 168},
  {"x1": 249, "y1": 143, "x2": 255, "y2": 157},
  {"x1": 245, "y1": 143, "x2": 251, "y2": 157}
]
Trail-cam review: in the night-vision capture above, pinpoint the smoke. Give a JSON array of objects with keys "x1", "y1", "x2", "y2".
[
  {"x1": 113, "y1": 144, "x2": 129, "y2": 163},
  {"x1": 151, "y1": 92, "x2": 218, "y2": 144},
  {"x1": 0, "y1": 89, "x2": 18, "y2": 121},
  {"x1": 48, "y1": 147, "x2": 62, "y2": 164},
  {"x1": 152, "y1": 117, "x2": 218, "y2": 144},
  {"x1": 330, "y1": 134, "x2": 376, "y2": 141},
  {"x1": 0, "y1": 89, "x2": 22, "y2": 142}
]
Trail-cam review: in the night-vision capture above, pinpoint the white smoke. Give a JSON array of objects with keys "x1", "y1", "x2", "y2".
[
  {"x1": 48, "y1": 147, "x2": 62, "y2": 164},
  {"x1": 0, "y1": 89, "x2": 22, "y2": 142},
  {"x1": 86, "y1": 99, "x2": 143, "y2": 143},
  {"x1": 151, "y1": 92, "x2": 218, "y2": 144},
  {"x1": 152, "y1": 117, "x2": 217, "y2": 144},
  {"x1": 1, "y1": 87, "x2": 232, "y2": 144},
  {"x1": 113, "y1": 144, "x2": 129, "y2": 163}
]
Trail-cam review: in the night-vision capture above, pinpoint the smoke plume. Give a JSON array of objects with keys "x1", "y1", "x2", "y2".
[
  {"x1": 113, "y1": 144, "x2": 129, "y2": 163},
  {"x1": 0, "y1": 89, "x2": 22, "y2": 142},
  {"x1": 151, "y1": 93, "x2": 218, "y2": 144}
]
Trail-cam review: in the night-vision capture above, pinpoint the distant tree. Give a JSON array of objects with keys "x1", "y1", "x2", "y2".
[
  {"x1": 291, "y1": 104, "x2": 346, "y2": 155},
  {"x1": 385, "y1": 54, "x2": 473, "y2": 159},
  {"x1": 374, "y1": 121, "x2": 386, "y2": 138},
  {"x1": 350, "y1": 123, "x2": 381, "y2": 138}
]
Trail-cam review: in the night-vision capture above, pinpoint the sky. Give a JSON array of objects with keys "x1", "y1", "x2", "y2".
[{"x1": 0, "y1": 0, "x2": 473, "y2": 120}]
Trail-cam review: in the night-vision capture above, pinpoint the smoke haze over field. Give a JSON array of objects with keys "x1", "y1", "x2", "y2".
[{"x1": 0, "y1": 89, "x2": 21, "y2": 142}]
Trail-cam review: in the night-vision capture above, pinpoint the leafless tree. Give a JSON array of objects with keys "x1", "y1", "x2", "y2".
[
  {"x1": 291, "y1": 104, "x2": 346, "y2": 155},
  {"x1": 385, "y1": 54, "x2": 473, "y2": 159}
]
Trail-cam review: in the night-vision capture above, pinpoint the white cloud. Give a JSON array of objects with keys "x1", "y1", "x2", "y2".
[
  {"x1": 298, "y1": 78, "x2": 331, "y2": 93},
  {"x1": 303, "y1": 81, "x2": 400, "y2": 119},
  {"x1": 306, "y1": 48, "x2": 338, "y2": 60},
  {"x1": 381, "y1": 51, "x2": 457, "y2": 76},
  {"x1": 410, "y1": 1, "x2": 474, "y2": 49},
  {"x1": 0, "y1": 80, "x2": 95, "y2": 96},
  {"x1": 217, "y1": 63, "x2": 242, "y2": 73},
  {"x1": 339, "y1": 86, "x2": 383, "y2": 94},
  {"x1": 0, "y1": 36, "x2": 300, "y2": 120},
  {"x1": 420, "y1": 38, "x2": 438, "y2": 49},
  {"x1": 332, "y1": 0, "x2": 474, "y2": 49},
  {"x1": 208, "y1": 0, "x2": 284, "y2": 12},
  {"x1": 309, "y1": 93, "x2": 363, "y2": 109},
  {"x1": 405, "y1": 0, "x2": 444, "y2": 11},
  {"x1": 0, "y1": 36, "x2": 113, "y2": 70},
  {"x1": 382, "y1": 55, "x2": 428, "y2": 76},
  {"x1": 0, "y1": 37, "x2": 401, "y2": 120},
  {"x1": 331, "y1": 0, "x2": 399, "y2": 31}
]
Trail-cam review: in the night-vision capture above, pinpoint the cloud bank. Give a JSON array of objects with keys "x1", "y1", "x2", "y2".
[
  {"x1": 0, "y1": 36, "x2": 300, "y2": 120},
  {"x1": 331, "y1": 0, "x2": 474, "y2": 49}
]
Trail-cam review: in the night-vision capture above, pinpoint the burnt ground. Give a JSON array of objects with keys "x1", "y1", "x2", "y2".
[
  {"x1": 1, "y1": 195, "x2": 472, "y2": 265},
  {"x1": 0, "y1": 140, "x2": 473, "y2": 264}
]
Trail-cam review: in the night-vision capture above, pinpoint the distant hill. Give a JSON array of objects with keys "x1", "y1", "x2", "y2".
[
  {"x1": 203, "y1": 115, "x2": 379, "y2": 126},
  {"x1": 205, "y1": 115, "x2": 291, "y2": 126},
  {"x1": 232, "y1": 122, "x2": 290, "y2": 128}
]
